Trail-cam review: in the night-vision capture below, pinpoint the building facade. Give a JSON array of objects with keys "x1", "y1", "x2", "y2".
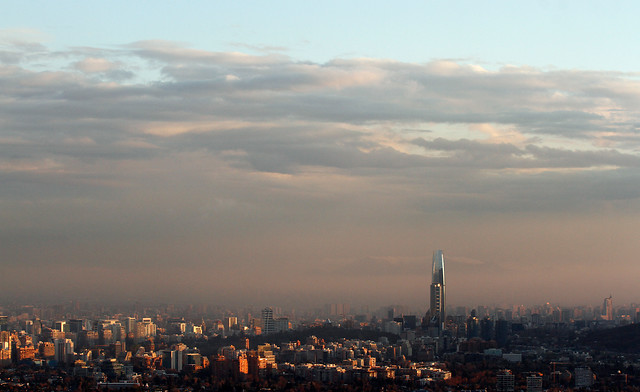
[
  {"x1": 602, "y1": 296, "x2": 613, "y2": 321},
  {"x1": 261, "y1": 308, "x2": 275, "y2": 335},
  {"x1": 425, "y1": 250, "x2": 446, "y2": 333}
]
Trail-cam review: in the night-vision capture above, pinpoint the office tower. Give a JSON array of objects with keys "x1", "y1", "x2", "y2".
[
  {"x1": 69, "y1": 319, "x2": 85, "y2": 334},
  {"x1": 466, "y1": 310, "x2": 479, "y2": 339},
  {"x1": 425, "y1": 250, "x2": 446, "y2": 332},
  {"x1": 274, "y1": 317, "x2": 290, "y2": 333},
  {"x1": 327, "y1": 303, "x2": 350, "y2": 316},
  {"x1": 602, "y1": 296, "x2": 613, "y2": 321},
  {"x1": 574, "y1": 367, "x2": 594, "y2": 388},
  {"x1": 25, "y1": 320, "x2": 34, "y2": 335},
  {"x1": 123, "y1": 317, "x2": 136, "y2": 335},
  {"x1": 224, "y1": 316, "x2": 238, "y2": 330},
  {"x1": 54, "y1": 338, "x2": 74, "y2": 365},
  {"x1": 480, "y1": 317, "x2": 495, "y2": 341},
  {"x1": 402, "y1": 315, "x2": 417, "y2": 330},
  {"x1": 0, "y1": 331, "x2": 9, "y2": 351},
  {"x1": 161, "y1": 349, "x2": 184, "y2": 371},
  {"x1": 0, "y1": 332, "x2": 10, "y2": 367},
  {"x1": 526, "y1": 374, "x2": 543, "y2": 392},
  {"x1": 261, "y1": 308, "x2": 275, "y2": 335},
  {"x1": 495, "y1": 319, "x2": 510, "y2": 347},
  {"x1": 496, "y1": 369, "x2": 515, "y2": 392},
  {"x1": 54, "y1": 321, "x2": 66, "y2": 332}
]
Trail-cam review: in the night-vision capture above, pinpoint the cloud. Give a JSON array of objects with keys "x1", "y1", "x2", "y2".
[
  {"x1": 1, "y1": 40, "x2": 640, "y2": 306},
  {"x1": 127, "y1": 40, "x2": 289, "y2": 66},
  {"x1": 229, "y1": 42, "x2": 289, "y2": 54},
  {"x1": 2, "y1": 41, "x2": 639, "y2": 208},
  {"x1": 410, "y1": 137, "x2": 640, "y2": 170},
  {"x1": 74, "y1": 57, "x2": 118, "y2": 73}
]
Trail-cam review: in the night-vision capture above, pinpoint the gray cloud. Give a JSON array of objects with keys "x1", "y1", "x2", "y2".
[
  {"x1": 1, "y1": 39, "x2": 639, "y2": 307},
  {"x1": 411, "y1": 137, "x2": 640, "y2": 170}
]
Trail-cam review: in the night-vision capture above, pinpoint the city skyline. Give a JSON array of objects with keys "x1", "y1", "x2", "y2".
[
  {"x1": 0, "y1": 294, "x2": 630, "y2": 316},
  {"x1": 1, "y1": 3, "x2": 640, "y2": 307}
]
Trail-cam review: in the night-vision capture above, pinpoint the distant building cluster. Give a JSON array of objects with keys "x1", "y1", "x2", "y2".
[
  {"x1": 0, "y1": 250, "x2": 638, "y2": 390},
  {"x1": 212, "y1": 338, "x2": 451, "y2": 384}
]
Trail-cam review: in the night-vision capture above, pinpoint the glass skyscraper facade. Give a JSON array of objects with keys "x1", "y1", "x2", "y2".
[{"x1": 428, "y1": 250, "x2": 446, "y2": 332}]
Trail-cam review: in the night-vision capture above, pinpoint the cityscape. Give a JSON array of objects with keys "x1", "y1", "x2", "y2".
[
  {"x1": 2, "y1": 251, "x2": 640, "y2": 390},
  {"x1": 3, "y1": 1, "x2": 640, "y2": 391}
]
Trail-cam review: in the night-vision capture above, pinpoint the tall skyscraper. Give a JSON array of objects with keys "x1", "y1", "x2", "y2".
[
  {"x1": 425, "y1": 250, "x2": 446, "y2": 332},
  {"x1": 602, "y1": 295, "x2": 613, "y2": 321}
]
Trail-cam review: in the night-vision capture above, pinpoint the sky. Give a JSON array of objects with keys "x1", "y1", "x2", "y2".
[{"x1": 1, "y1": 1, "x2": 640, "y2": 310}]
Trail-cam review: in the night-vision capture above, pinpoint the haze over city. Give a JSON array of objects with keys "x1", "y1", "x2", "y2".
[{"x1": 1, "y1": 1, "x2": 639, "y2": 308}]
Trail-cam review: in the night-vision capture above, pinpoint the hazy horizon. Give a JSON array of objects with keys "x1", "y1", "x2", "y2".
[
  {"x1": 1, "y1": 2, "x2": 639, "y2": 309},
  {"x1": 0, "y1": 296, "x2": 630, "y2": 316}
]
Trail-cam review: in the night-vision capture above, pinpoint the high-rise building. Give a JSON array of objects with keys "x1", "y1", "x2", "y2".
[
  {"x1": 54, "y1": 321, "x2": 66, "y2": 332},
  {"x1": 575, "y1": 367, "x2": 594, "y2": 388},
  {"x1": 425, "y1": 250, "x2": 446, "y2": 332},
  {"x1": 54, "y1": 338, "x2": 74, "y2": 365},
  {"x1": 261, "y1": 308, "x2": 275, "y2": 335},
  {"x1": 161, "y1": 349, "x2": 184, "y2": 371},
  {"x1": 122, "y1": 317, "x2": 136, "y2": 335},
  {"x1": 495, "y1": 319, "x2": 510, "y2": 347},
  {"x1": 224, "y1": 316, "x2": 238, "y2": 330},
  {"x1": 68, "y1": 319, "x2": 85, "y2": 334},
  {"x1": 480, "y1": 317, "x2": 495, "y2": 341},
  {"x1": 466, "y1": 310, "x2": 479, "y2": 339},
  {"x1": 0, "y1": 331, "x2": 11, "y2": 367},
  {"x1": 602, "y1": 295, "x2": 613, "y2": 321},
  {"x1": 496, "y1": 369, "x2": 515, "y2": 392},
  {"x1": 526, "y1": 374, "x2": 543, "y2": 392}
]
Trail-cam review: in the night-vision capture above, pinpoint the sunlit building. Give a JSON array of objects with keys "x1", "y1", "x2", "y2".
[
  {"x1": 54, "y1": 338, "x2": 74, "y2": 365},
  {"x1": 122, "y1": 317, "x2": 136, "y2": 335},
  {"x1": 135, "y1": 318, "x2": 157, "y2": 341},
  {"x1": 224, "y1": 316, "x2": 238, "y2": 330},
  {"x1": 0, "y1": 331, "x2": 11, "y2": 367},
  {"x1": 425, "y1": 250, "x2": 446, "y2": 333},
  {"x1": 54, "y1": 321, "x2": 67, "y2": 332},
  {"x1": 38, "y1": 341, "x2": 55, "y2": 359}
]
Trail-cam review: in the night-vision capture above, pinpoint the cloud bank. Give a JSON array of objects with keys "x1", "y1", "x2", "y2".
[{"x1": 1, "y1": 38, "x2": 639, "y2": 308}]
